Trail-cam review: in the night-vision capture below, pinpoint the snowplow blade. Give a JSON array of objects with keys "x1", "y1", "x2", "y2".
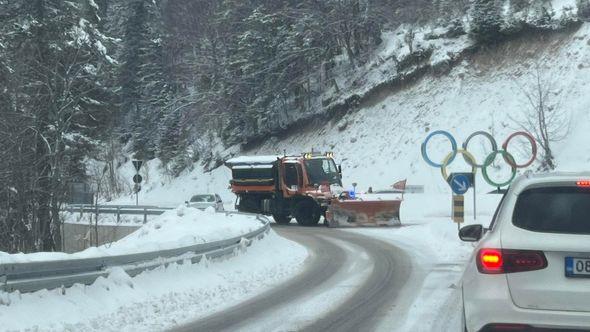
[{"x1": 326, "y1": 199, "x2": 401, "y2": 227}]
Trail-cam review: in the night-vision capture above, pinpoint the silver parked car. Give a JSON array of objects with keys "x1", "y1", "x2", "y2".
[{"x1": 186, "y1": 194, "x2": 224, "y2": 212}]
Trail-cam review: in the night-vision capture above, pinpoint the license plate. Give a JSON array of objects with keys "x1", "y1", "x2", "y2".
[{"x1": 565, "y1": 257, "x2": 590, "y2": 277}]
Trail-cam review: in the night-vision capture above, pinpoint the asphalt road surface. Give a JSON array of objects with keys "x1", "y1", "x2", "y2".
[{"x1": 171, "y1": 225, "x2": 412, "y2": 332}]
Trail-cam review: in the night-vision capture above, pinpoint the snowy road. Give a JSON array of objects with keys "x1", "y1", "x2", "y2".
[{"x1": 172, "y1": 225, "x2": 412, "y2": 332}]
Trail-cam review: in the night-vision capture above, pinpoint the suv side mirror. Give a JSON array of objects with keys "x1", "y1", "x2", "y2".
[{"x1": 459, "y1": 224, "x2": 484, "y2": 242}]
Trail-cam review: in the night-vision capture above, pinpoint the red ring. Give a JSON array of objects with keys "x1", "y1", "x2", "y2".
[{"x1": 501, "y1": 132, "x2": 537, "y2": 168}]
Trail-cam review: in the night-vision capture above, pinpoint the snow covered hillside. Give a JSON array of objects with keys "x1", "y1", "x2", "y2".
[
  {"x1": 254, "y1": 24, "x2": 590, "y2": 193},
  {"x1": 114, "y1": 23, "x2": 590, "y2": 206}
]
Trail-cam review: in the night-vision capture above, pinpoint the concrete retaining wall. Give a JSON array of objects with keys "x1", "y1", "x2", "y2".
[{"x1": 63, "y1": 223, "x2": 140, "y2": 253}]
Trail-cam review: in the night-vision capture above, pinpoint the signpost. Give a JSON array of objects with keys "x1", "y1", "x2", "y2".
[
  {"x1": 452, "y1": 195, "x2": 465, "y2": 229},
  {"x1": 132, "y1": 160, "x2": 143, "y2": 206},
  {"x1": 448, "y1": 172, "x2": 476, "y2": 220}
]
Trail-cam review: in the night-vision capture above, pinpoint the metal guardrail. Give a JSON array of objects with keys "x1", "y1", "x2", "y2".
[
  {"x1": 65, "y1": 204, "x2": 175, "y2": 223},
  {"x1": 0, "y1": 214, "x2": 271, "y2": 293}
]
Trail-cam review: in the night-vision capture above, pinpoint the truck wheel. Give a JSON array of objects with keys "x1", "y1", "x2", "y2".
[
  {"x1": 295, "y1": 200, "x2": 321, "y2": 226},
  {"x1": 272, "y1": 214, "x2": 291, "y2": 225}
]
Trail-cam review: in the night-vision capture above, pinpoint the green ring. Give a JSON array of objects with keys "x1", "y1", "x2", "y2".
[{"x1": 482, "y1": 150, "x2": 517, "y2": 187}]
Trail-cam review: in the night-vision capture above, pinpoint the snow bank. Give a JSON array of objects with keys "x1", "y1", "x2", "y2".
[
  {"x1": 401, "y1": 192, "x2": 503, "y2": 220},
  {"x1": 350, "y1": 192, "x2": 502, "y2": 331},
  {"x1": 0, "y1": 231, "x2": 307, "y2": 332},
  {"x1": 0, "y1": 207, "x2": 264, "y2": 263}
]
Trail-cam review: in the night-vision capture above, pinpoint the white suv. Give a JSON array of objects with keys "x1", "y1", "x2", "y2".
[{"x1": 460, "y1": 172, "x2": 590, "y2": 332}]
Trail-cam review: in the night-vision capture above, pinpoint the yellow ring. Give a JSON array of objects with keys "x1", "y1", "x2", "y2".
[{"x1": 441, "y1": 149, "x2": 477, "y2": 181}]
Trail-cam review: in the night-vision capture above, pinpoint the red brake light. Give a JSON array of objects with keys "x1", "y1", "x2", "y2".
[
  {"x1": 477, "y1": 249, "x2": 547, "y2": 274},
  {"x1": 577, "y1": 180, "x2": 590, "y2": 187},
  {"x1": 478, "y1": 249, "x2": 503, "y2": 273}
]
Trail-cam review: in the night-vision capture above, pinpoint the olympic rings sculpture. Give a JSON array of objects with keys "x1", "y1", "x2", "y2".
[{"x1": 421, "y1": 130, "x2": 537, "y2": 187}]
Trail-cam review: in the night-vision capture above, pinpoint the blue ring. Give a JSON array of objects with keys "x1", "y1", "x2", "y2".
[{"x1": 421, "y1": 130, "x2": 457, "y2": 168}]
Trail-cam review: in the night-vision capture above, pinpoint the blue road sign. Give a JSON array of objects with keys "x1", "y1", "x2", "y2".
[{"x1": 450, "y1": 173, "x2": 472, "y2": 195}]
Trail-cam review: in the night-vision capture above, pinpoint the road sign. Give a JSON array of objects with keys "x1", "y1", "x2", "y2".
[
  {"x1": 133, "y1": 183, "x2": 141, "y2": 193},
  {"x1": 132, "y1": 160, "x2": 143, "y2": 172},
  {"x1": 449, "y1": 172, "x2": 473, "y2": 195},
  {"x1": 133, "y1": 174, "x2": 143, "y2": 184},
  {"x1": 452, "y1": 195, "x2": 464, "y2": 224}
]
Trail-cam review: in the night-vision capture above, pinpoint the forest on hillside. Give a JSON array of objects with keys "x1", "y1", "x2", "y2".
[{"x1": 0, "y1": 0, "x2": 589, "y2": 252}]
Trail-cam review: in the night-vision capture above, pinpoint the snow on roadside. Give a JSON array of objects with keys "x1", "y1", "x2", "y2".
[
  {"x1": 348, "y1": 193, "x2": 502, "y2": 331},
  {"x1": 0, "y1": 231, "x2": 307, "y2": 332},
  {"x1": 0, "y1": 207, "x2": 265, "y2": 263}
]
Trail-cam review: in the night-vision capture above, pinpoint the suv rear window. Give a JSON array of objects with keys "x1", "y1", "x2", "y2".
[{"x1": 513, "y1": 187, "x2": 590, "y2": 235}]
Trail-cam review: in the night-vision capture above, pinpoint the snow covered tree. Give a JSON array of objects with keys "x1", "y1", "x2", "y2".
[
  {"x1": 470, "y1": 0, "x2": 504, "y2": 43},
  {"x1": 158, "y1": 109, "x2": 186, "y2": 166},
  {"x1": 578, "y1": 0, "x2": 590, "y2": 20},
  {"x1": 434, "y1": 0, "x2": 470, "y2": 24},
  {"x1": 117, "y1": 0, "x2": 173, "y2": 160},
  {"x1": 510, "y1": 0, "x2": 530, "y2": 13},
  {"x1": 0, "y1": 0, "x2": 116, "y2": 252},
  {"x1": 531, "y1": 1, "x2": 555, "y2": 28}
]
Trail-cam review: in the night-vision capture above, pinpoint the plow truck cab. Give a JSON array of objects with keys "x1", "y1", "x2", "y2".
[{"x1": 225, "y1": 152, "x2": 342, "y2": 226}]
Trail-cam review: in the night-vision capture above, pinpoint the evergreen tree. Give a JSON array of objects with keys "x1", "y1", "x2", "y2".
[
  {"x1": 510, "y1": 0, "x2": 530, "y2": 13},
  {"x1": 158, "y1": 109, "x2": 184, "y2": 165},
  {"x1": 531, "y1": 1, "x2": 555, "y2": 28},
  {"x1": 0, "y1": 0, "x2": 115, "y2": 251},
  {"x1": 118, "y1": 0, "x2": 172, "y2": 160},
  {"x1": 470, "y1": 0, "x2": 504, "y2": 43},
  {"x1": 577, "y1": 0, "x2": 590, "y2": 20}
]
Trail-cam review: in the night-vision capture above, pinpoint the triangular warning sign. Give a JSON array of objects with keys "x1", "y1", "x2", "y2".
[{"x1": 132, "y1": 160, "x2": 143, "y2": 172}]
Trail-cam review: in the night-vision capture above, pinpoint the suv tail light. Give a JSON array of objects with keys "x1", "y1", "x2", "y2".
[{"x1": 477, "y1": 249, "x2": 547, "y2": 274}]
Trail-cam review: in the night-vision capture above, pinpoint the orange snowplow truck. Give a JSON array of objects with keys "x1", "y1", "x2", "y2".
[{"x1": 225, "y1": 152, "x2": 402, "y2": 227}]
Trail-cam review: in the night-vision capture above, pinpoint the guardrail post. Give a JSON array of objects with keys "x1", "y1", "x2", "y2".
[
  {"x1": 94, "y1": 205, "x2": 100, "y2": 247},
  {"x1": 143, "y1": 208, "x2": 147, "y2": 224},
  {"x1": 79, "y1": 206, "x2": 83, "y2": 218},
  {"x1": 117, "y1": 207, "x2": 120, "y2": 224}
]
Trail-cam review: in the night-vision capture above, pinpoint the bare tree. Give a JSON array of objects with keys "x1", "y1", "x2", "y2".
[
  {"x1": 513, "y1": 65, "x2": 569, "y2": 171},
  {"x1": 404, "y1": 27, "x2": 416, "y2": 54}
]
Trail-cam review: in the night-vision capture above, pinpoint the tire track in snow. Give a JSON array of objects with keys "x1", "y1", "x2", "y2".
[{"x1": 170, "y1": 225, "x2": 412, "y2": 332}]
